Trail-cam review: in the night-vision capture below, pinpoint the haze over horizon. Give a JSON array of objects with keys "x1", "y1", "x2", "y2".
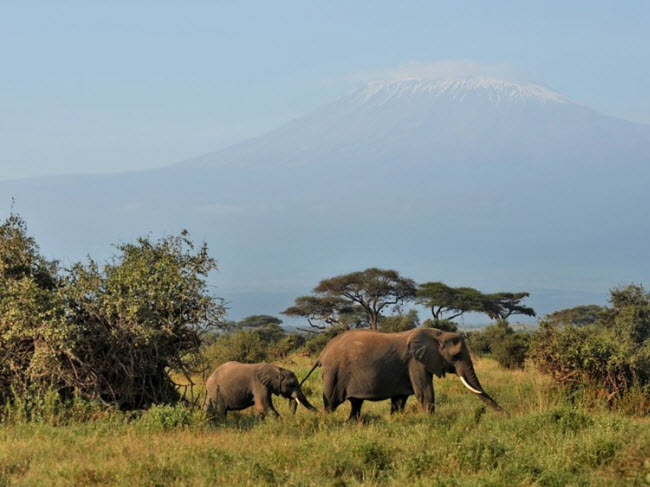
[{"x1": 2, "y1": 2, "x2": 649, "y2": 323}]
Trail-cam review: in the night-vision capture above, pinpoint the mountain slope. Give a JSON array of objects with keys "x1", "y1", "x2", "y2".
[{"x1": 2, "y1": 77, "x2": 649, "y2": 319}]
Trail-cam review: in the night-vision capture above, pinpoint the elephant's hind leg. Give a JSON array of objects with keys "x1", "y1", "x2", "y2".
[
  {"x1": 390, "y1": 395, "x2": 408, "y2": 414},
  {"x1": 348, "y1": 398, "x2": 363, "y2": 421},
  {"x1": 322, "y1": 369, "x2": 342, "y2": 413}
]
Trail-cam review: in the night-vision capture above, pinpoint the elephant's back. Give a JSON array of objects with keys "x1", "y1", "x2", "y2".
[
  {"x1": 205, "y1": 362, "x2": 256, "y2": 394},
  {"x1": 319, "y1": 330, "x2": 408, "y2": 366},
  {"x1": 204, "y1": 361, "x2": 257, "y2": 409}
]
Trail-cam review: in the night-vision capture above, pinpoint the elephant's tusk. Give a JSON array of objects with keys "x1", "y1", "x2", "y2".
[
  {"x1": 460, "y1": 376, "x2": 483, "y2": 395},
  {"x1": 295, "y1": 398, "x2": 301, "y2": 405}
]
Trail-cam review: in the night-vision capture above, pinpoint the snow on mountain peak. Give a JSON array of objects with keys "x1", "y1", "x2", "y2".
[{"x1": 354, "y1": 76, "x2": 570, "y2": 106}]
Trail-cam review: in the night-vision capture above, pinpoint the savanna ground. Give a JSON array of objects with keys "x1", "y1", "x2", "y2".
[{"x1": 1, "y1": 356, "x2": 649, "y2": 487}]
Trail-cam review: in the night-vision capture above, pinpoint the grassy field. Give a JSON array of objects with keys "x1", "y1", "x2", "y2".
[{"x1": 1, "y1": 356, "x2": 649, "y2": 486}]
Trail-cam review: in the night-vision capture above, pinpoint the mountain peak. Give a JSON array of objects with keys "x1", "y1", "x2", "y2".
[{"x1": 354, "y1": 76, "x2": 570, "y2": 106}]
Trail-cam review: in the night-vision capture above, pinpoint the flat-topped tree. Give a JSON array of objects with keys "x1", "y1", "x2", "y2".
[
  {"x1": 416, "y1": 282, "x2": 487, "y2": 324},
  {"x1": 485, "y1": 292, "x2": 536, "y2": 321},
  {"x1": 284, "y1": 268, "x2": 416, "y2": 331},
  {"x1": 282, "y1": 295, "x2": 362, "y2": 331}
]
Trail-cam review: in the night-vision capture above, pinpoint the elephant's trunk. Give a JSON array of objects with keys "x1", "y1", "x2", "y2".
[
  {"x1": 456, "y1": 364, "x2": 506, "y2": 414},
  {"x1": 291, "y1": 390, "x2": 317, "y2": 413}
]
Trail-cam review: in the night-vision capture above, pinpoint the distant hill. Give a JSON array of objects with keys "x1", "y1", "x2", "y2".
[{"x1": 2, "y1": 76, "x2": 648, "y2": 319}]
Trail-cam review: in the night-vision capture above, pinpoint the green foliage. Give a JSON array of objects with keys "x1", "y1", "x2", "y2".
[
  {"x1": 228, "y1": 315, "x2": 286, "y2": 342},
  {"x1": 136, "y1": 403, "x2": 206, "y2": 431},
  {"x1": 285, "y1": 268, "x2": 416, "y2": 331},
  {"x1": 0, "y1": 214, "x2": 69, "y2": 400},
  {"x1": 0, "y1": 214, "x2": 226, "y2": 409},
  {"x1": 530, "y1": 284, "x2": 650, "y2": 405},
  {"x1": 417, "y1": 282, "x2": 487, "y2": 321},
  {"x1": 268, "y1": 333, "x2": 305, "y2": 360},
  {"x1": 203, "y1": 330, "x2": 270, "y2": 368},
  {"x1": 422, "y1": 317, "x2": 459, "y2": 332},
  {"x1": 493, "y1": 333, "x2": 530, "y2": 369},
  {"x1": 1, "y1": 387, "x2": 106, "y2": 426},
  {"x1": 484, "y1": 292, "x2": 536, "y2": 320},
  {"x1": 379, "y1": 309, "x2": 419, "y2": 332},
  {"x1": 469, "y1": 321, "x2": 529, "y2": 369},
  {"x1": 546, "y1": 305, "x2": 604, "y2": 327}
]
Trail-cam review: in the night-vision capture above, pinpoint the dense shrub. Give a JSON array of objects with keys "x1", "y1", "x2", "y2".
[
  {"x1": 269, "y1": 333, "x2": 306, "y2": 359},
  {"x1": 379, "y1": 310, "x2": 419, "y2": 332},
  {"x1": 203, "y1": 330, "x2": 270, "y2": 369},
  {"x1": 0, "y1": 214, "x2": 226, "y2": 410},
  {"x1": 136, "y1": 403, "x2": 206, "y2": 431},
  {"x1": 492, "y1": 333, "x2": 530, "y2": 369},
  {"x1": 468, "y1": 320, "x2": 529, "y2": 369},
  {"x1": 202, "y1": 326, "x2": 305, "y2": 370},
  {"x1": 530, "y1": 285, "x2": 650, "y2": 403}
]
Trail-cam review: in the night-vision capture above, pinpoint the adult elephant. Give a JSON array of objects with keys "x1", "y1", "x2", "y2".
[{"x1": 300, "y1": 328, "x2": 504, "y2": 420}]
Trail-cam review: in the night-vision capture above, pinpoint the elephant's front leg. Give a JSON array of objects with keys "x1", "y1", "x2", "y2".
[
  {"x1": 254, "y1": 390, "x2": 280, "y2": 419},
  {"x1": 408, "y1": 362, "x2": 435, "y2": 413}
]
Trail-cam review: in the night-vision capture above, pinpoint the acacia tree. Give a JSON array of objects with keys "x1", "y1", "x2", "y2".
[
  {"x1": 484, "y1": 292, "x2": 536, "y2": 321},
  {"x1": 416, "y1": 282, "x2": 487, "y2": 323},
  {"x1": 282, "y1": 295, "x2": 365, "y2": 332},
  {"x1": 284, "y1": 268, "x2": 416, "y2": 331}
]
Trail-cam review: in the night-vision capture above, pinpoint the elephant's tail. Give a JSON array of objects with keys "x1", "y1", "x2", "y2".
[{"x1": 300, "y1": 361, "x2": 321, "y2": 387}]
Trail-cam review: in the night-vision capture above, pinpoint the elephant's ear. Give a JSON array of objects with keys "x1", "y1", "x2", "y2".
[
  {"x1": 256, "y1": 364, "x2": 283, "y2": 392},
  {"x1": 407, "y1": 329, "x2": 444, "y2": 377}
]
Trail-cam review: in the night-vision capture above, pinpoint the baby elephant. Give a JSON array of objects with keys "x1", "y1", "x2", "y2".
[{"x1": 204, "y1": 361, "x2": 316, "y2": 418}]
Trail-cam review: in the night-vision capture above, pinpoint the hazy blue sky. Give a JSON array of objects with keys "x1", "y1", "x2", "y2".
[{"x1": 2, "y1": 1, "x2": 649, "y2": 180}]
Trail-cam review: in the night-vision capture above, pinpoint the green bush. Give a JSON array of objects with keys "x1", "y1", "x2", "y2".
[
  {"x1": 530, "y1": 284, "x2": 650, "y2": 407},
  {"x1": 269, "y1": 333, "x2": 305, "y2": 360},
  {"x1": 0, "y1": 214, "x2": 226, "y2": 410},
  {"x1": 379, "y1": 310, "x2": 420, "y2": 333},
  {"x1": 203, "y1": 330, "x2": 270, "y2": 369},
  {"x1": 1, "y1": 387, "x2": 107, "y2": 425},
  {"x1": 493, "y1": 333, "x2": 530, "y2": 369},
  {"x1": 137, "y1": 404, "x2": 206, "y2": 431},
  {"x1": 468, "y1": 320, "x2": 530, "y2": 369}
]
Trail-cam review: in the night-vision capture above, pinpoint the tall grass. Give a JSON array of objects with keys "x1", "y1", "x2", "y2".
[{"x1": 1, "y1": 356, "x2": 649, "y2": 486}]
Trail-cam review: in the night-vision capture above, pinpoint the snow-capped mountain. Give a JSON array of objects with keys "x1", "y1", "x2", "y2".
[
  {"x1": 353, "y1": 77, "x2": 570, "y2": 105},
  {"x1": 2, "y1": 76, "x2": 649, "y2": 319}
]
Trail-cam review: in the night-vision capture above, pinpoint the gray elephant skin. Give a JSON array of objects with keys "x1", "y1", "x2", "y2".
[
  {"x1": 204, "y1": 361, "x2": 316, "y2": 418},
  {"x1": 301, "y1": 328, "x2": 505, "y2": 420}
]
